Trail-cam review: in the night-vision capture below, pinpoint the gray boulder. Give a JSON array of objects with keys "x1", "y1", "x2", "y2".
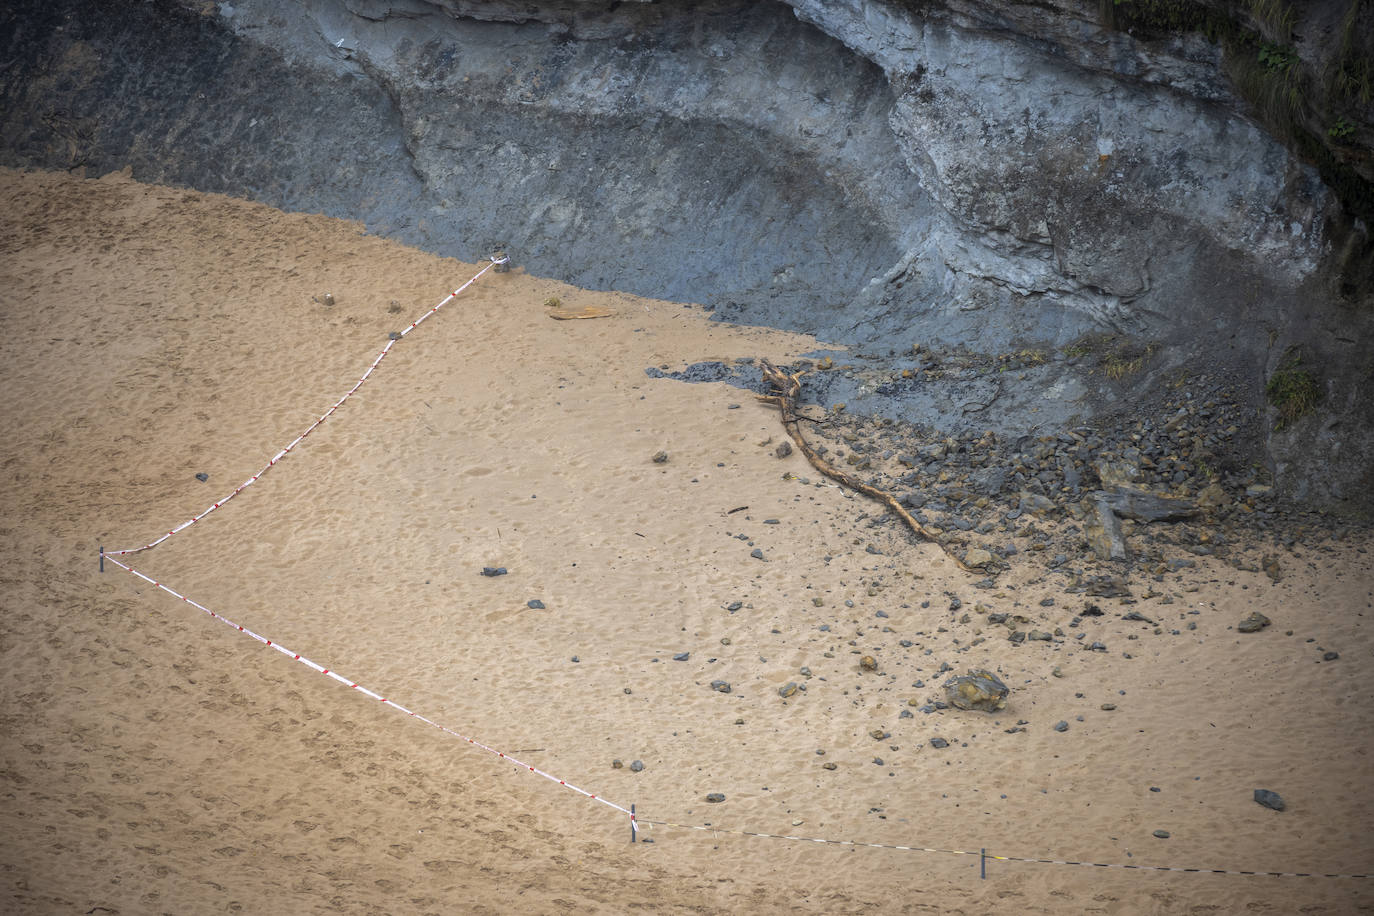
[{"x1": 943, "y1": 669, "x2": 1010, "y2": 712}]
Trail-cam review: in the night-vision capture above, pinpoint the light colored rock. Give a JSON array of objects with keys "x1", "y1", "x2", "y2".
[{"x1": 964, "y1": 547, "x2": 993, "y2": 568}]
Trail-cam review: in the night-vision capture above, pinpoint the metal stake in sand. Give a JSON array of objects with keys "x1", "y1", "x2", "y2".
[{"x1": 981, "y1": 847, "x2": 987, "y2": 880}]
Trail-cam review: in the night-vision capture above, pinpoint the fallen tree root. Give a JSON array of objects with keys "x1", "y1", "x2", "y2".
[{"x1": 757, "y1": 360, "x2": 975, "y2": 574}]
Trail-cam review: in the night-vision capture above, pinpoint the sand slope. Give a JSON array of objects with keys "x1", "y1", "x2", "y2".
[{"x1": 1, "y1": 166, "x2": 1371, "y2": 914}]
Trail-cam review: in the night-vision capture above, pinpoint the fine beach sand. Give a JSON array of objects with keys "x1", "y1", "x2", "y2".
[{"x1": 2, "y1": 165, "x2": 1372, "y2": 914}]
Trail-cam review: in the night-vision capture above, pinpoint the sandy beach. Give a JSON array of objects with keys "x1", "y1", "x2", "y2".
[{"x1": 2, "y1": 165, "x2": 1372, "y2": 914}]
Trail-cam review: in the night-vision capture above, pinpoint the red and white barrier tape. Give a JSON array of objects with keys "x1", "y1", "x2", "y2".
[
  {"x1": 102, "y1": 552, "x2": 635, "y2": 829},
  {"x1": 641, "y1": 819, "x2": 1370, "y2": 879},
  {"x1": 105, "y1": 258, "x2": 500, "y2": 557}
]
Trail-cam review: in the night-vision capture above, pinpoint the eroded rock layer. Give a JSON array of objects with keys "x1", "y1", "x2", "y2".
[{"x1": 1, "y1": 0, "x2": 1370, "y2": 509}]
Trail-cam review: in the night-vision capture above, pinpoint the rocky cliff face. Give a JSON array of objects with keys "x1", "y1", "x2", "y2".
[{"x1": 2, "y1": 0, "x2": 1370, "y2": 510}]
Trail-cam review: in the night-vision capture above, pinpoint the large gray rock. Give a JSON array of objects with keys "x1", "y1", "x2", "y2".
[{"x1": 943, "y1": 669, "x2": 1010, "y2": 712}]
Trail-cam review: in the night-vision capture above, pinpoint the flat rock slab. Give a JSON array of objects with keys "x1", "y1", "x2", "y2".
[{"x1": 1098, "y1": 488, "x2": 1200, "y2": 522}]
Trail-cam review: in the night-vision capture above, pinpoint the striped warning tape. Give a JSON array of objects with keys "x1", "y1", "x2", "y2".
[
  {"x1": 105, "y1": 257, "x2": 500, "y2": 558},
  {"x1": 639, "y1": 820, "x2": 1370, "y2": 879},
  {"x1": 102, "y1": 552, "x2": 636, "y2": 828}
]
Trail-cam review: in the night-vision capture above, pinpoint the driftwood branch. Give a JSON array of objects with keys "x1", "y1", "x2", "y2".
[{"x1": 757, "y1": 360, "x2": 975, "y2": 574}]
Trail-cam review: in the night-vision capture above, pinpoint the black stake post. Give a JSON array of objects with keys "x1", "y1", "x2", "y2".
[
  {"x1": 981, "y1": 847, "x2": 987, "y2": 880},
  {"x1": 99, "y1": 546, "x2": 104, "y2": 573},
  {"x1": 631, "y1": 805, "x2": 636, "y2": 843}
]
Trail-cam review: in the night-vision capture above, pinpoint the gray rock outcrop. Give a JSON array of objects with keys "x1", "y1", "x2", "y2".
[{"x1": 2, "y1": 0, "x2": 1370, "y2": 511}]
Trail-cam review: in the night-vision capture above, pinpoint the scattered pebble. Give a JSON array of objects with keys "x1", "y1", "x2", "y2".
[
  {"x1": 1153, "y1": 829, "x2": 1171, "y2": 839},
  {"x1": 705, "y1": 792, "x2": 725, "y2": 803},
  {"x1": 481, "y1": 566, "x2": 508, "y2": 577},
  {"x1": 526, "y1": 599, "x2": 545, "y2": 609},
  {"x1": 631, "y1": 760, "x2": 645, "y2": 772},
  {"x1": 1254, "y1": 789, "x2": 1285, "y2": 811}
]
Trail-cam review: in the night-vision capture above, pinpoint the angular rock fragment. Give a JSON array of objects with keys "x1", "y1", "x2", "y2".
[
  {"x1": 942, "y1": 668, "x2": 1010, "y2": 712},
  {"x1": 1083, "y1": 494, "x2": 1127, "y2": 561},
  {"x1": 1099, "y1": 488, "x2": 1200, "y2": 522}
]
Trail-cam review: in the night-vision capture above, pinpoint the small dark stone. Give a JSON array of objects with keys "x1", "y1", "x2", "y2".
[
  {"x1": 1237, "y1": 612, "x2": 1271, "y2": 633},
  {"x1": 705, "y1": 792, "x2": 726, "y2": 803},
  {"x1": 1153, "y1": 829, "x2": 1171, "y2": 839},
  {"x1": 710, "y1": 680, "x2": 732, "y2": 693},
  {"x1": 1323, "y1": 651, "x2": 1339, "y2": 661},
  {"x1": 1053, "y1": 720, "x2": 1069, "y2": 732},
  {"x1": 750, "y1": 548, "x2": 765, "y2": 560},
  {"x1": 672, "y1": 652, "x2": 690, "y2": 661},
  {"x1": 1254, "y1": 789, "x2": 1285, "y2": 811},
  {"x1": 929, "y1": 737, "x2": 949, "y2": 749},
  {"x1": 527, "y1": 599, "x2": 545, "y2": 609},
  {"x1": 481, "y1": 566, "x2": 508, "y2": 577},
  {"x1": 775, "y1": 440, "x2": 793, "y2": 459},
  {"x1": 779, "y1": 681, "x2": 799, "y2": 698},
  {"x1": 631, "y1": 760, "x2": 645, "y2": 772},
  {"x1": 194, "y1": 472, "x2": 209, "y2": 482},
  {"x1": 651, "y1": 450, "x2": 669, "y2": 463}
]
